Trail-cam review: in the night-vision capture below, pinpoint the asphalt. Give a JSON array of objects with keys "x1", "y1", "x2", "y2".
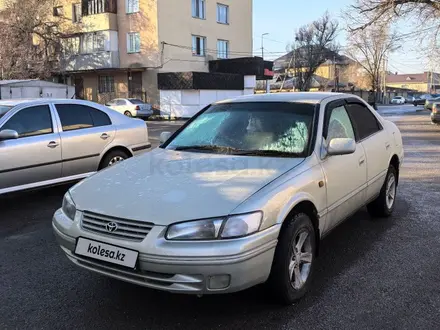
[{"x1": 1, "y1": 109, "x2": 440, "y2": 329}]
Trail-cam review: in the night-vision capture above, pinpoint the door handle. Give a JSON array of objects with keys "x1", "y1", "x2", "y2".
[
  {"x1": 385, "y1": 142, "x2": 391, "y2": 150},
  {"x1": 359, "y1": 157, "x2": 365, "y2": 165},
  {"x1": 47, "y1": 141, "x2": 59, "y2": 148},
  {"x1": 100, "y1": 133, "x2": 110, "y2": 140}
]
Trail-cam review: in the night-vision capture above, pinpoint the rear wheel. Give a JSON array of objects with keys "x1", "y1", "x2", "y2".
[
  {"x1": 367, "y1": 165, "x2": 397, "y2": 217},
  {"x1": 268, "y1": 212, "x2": 316, "y2": 305},
  {"x1": 124, "y1": 111, "x2": 133, "y2": 117},
  {"x1": 99, "y1": 150, "x2": 129, "y2": 170}
]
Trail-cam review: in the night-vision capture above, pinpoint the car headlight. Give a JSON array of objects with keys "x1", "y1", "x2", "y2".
[
  {"x1": 165, "y1": 212, "x2": 263, "y2": 241},
  {"x1": 62, "y1": 192, "x2": 77, "y2": 220}
]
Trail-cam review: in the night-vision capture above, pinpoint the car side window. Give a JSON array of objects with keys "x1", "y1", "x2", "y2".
[
  {"x1": 55, "y1": 104, "x2": 111, "y2": 131},
  {"x1": 1, "y1": 105, "x2": 53, "y2": 138},
  {"x1": 89, "y1": 108, "x2": 112, "y2": 127},
  {"x1": 345, "y1": 103, "x2": 382, "y2": 141},
  {"x1": 56, "y1": 104, "x2": 93, "y2": 131},
  {"x1": 116, "y1": 100, "x2": 126, "y2": 106},
  {"x1": 326, "y1": 106, "x2": 355, "y2": 141}
]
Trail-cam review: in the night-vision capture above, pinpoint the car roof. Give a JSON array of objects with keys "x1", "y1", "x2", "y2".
[
  {"x1": 215, "y1": 92, "x2": 347, "y2": 104},
  {"x1": 0, "y1": 98, "x2": 97, "y2": 107}
]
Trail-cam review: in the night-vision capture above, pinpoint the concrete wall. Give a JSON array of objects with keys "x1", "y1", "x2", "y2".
[
  {"x1": 0, "y1": 85, "x2": 74, "y2": 99},
  {"x1": 160, "y1": 88, "x2": 253, "y2": 118}
]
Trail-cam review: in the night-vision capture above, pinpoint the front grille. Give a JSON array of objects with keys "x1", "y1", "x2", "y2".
[{"x1": 81, "y1": 211, "x2": 154, "y2": 242}]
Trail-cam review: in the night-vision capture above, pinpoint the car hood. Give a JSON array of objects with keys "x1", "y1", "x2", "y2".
[{"x1": 70, "y1": 148, "x2": 304, "y2": 226}]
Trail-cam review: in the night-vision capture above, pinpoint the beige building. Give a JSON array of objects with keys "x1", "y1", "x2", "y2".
[{"x1": 54, "y1": 0, "x2": 252, "y2": 106}]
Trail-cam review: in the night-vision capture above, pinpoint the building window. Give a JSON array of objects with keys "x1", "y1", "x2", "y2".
[
  {"x1": 81, "y1": 32, "x2": 106, "y2": 53},
  {"x1": 53, "y1": 6, "x2": 64, "y2": 17},
  {"x1": 99, "y1": 76, "x2": 115, "y2": 93},
  {"x1": 192, "y1": 0, "x2": 205, "y2": 19},
  {"x1": 72, "y1": 3, "x2": 82, "y2": 23},
  {"x1": 217, "y1": 40, "x2": 229, "y2": 59},
  {"x1": 192, "y1": 35, "x2": 206, "y2": 56},
  {"x1": 126, "y1": 0, "x2": 139, "y2": 14},
  {"x1": 217, "y1": 4, "x2": 229, "y2": 24},
  {"x1": 127, "y1": 32, "x2": 141, "y2": 53}
]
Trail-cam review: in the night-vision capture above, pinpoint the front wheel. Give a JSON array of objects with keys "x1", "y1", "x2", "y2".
[
  {"x1": 124, "y1": 111, "x2": 133, "y2": 117},
  {"x1": 267, "y1": 212, "x2": 316, "y2": 305},
  {"x1": 367, "y1": 165, "x2": 397, "y2": 217}
]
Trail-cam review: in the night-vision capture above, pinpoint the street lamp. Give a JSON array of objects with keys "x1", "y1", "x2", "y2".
[
  {"x1": 261, "y1": 33, "x2": 269, "y2": 59},
  {"x1": 261, "y1": 33, "x2": 269, "y2": 93}
]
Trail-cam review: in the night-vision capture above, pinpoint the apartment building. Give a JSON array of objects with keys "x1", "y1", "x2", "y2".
[{"x1": 56, "y1": 0, "x2": 252, "y2": 106}]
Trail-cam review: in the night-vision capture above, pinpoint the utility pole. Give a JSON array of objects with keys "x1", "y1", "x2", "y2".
[{"x1": 261, "y1": 33, "x2": 269, "y2": 93}]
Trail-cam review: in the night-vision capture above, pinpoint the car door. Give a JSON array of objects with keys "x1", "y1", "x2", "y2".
[
  {"x1": 320, "y1": 100, "x2": 367, "y2": 232},
  {"x1": 0, "y1": 104, "x2": 62, "y2": 191},
  {"x1": 345, "y1": 100, "x2": 391, "y2": 202},
  {"x1": 113, "y1": 99, "x2": 128, "y2": 114},
  {"x1": 54, "y1": 103, "x2": 115, "y2": 177}
]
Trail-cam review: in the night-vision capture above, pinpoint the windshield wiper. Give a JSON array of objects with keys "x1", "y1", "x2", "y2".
[
  {"x1": 173, "y1": 145, "x2": 240, "y2": 153},
  {"x1": 234, "y1": 149, "x2": 302, "y2": 158}
]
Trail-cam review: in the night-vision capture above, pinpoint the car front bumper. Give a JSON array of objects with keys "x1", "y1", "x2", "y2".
[{"x1": 52, "y1": 209, "x2": 279, "y2": 294}]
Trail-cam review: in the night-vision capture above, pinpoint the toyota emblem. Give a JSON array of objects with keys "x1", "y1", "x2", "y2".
[{"x1": 106, "y1": 222, "x2": 118, "y2": 233}]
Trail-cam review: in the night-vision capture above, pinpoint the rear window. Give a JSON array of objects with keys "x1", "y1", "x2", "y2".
[
  {"x1": 0, "y1": 105, "x2": 13, "y2": 119},
  {"x1": 129, "y1": 99, "x2": 145, "y2": 105}
]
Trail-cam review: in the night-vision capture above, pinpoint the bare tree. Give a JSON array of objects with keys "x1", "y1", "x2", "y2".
[
  {"x1": 0, "y1": 0, "x2": 67, "y2": 80},
  {"x1": 345, "y1": 25, "x2": 399, "y2": 94},
  {"x1": 285, "y1": 13, "x2": 339, "y2": 91},
  {"x1": 348, "y1": 0, "x2": 440, "y2": 37}
]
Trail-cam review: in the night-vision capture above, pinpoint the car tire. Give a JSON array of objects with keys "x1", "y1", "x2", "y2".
[
  {"x1": 367, "y1": 165, "x2": 397, "y2": 218},
  {"x1": 124, "y1": 111, "x2": 133, "y2": 117},
  {"x1": 267, "y1": 212, "x2": 316, "y2": 305},
  {"x1": 99, "y1": 150, "x2": 130, "y2": 170}
]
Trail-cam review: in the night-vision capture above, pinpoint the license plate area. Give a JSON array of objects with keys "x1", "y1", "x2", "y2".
[{"x1": 75, "y1": 237, "x2": 138, "y2": 269}]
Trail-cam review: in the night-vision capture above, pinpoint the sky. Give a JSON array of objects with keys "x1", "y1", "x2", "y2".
[{"x1": 252, "y1": 0, "x2": 428, "y2": 74}]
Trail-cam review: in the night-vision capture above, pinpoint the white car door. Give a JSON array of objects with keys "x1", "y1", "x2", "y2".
[
  {"x1": 345, "y1": 100, "x2": 391, "y2": 201},
  {"x1": 0, "y1": 104, "x2": 62, "y2": 191},
  {"x1": 320, "y1": 100, "x2": 367, "y2": 232}
]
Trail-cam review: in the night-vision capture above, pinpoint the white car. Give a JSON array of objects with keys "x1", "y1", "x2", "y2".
[
  {"x1": 106, "y1": 98, "x2": 153, "y2": 119},
  {"x1": 391, "y1": 96, "x2": 405, "y2": 105},
  {"x1": 53, "y1": 92, "x2": 404, "y2": 304}
]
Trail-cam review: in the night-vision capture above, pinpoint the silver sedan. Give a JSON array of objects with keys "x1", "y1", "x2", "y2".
[
  {"x1": 0, "y1": 99, "x2": 151, "y2": 195},
  {"x1": 53, "y1": 92, "x2": 404, "y2": 305}
]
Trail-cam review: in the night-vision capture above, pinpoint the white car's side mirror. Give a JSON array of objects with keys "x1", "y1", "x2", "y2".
[
  {"x1": 327, "y1": 138, "x2": 356, "y2": 156},
  {"x1": 0, "y1": 129, "x2": 19, "y2": 141},
  {"x1": 159, "y1": 131, "x2": 172, "y2": 144}
]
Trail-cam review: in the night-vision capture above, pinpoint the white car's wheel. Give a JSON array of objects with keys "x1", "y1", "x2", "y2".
[
  {"x1": 367, "y1": 165, "x2": 397, "y2": 217},
  {"x1": 268, "y1": 212, "x2": 316, "y2": 305},
  {"x1": 124, "y1": 111, "x2": 133, "y2": 117}
]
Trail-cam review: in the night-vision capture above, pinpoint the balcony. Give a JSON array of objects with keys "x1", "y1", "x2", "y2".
[
  {"x1": 81, "y1": 12, "x2": 118, "y2": 32},
  {"x1": 61, "y1": 51, "x2": 120, "y2": 72}
]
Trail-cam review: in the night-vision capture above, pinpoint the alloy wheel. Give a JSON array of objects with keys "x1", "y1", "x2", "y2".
[
  {"x1": 386, "y1": 173, "x2": 396, "y2": 209},
  {"x1": 289, "y1": 229, "x2": 313, "y2": 290},
  {"x1": 108, "y1": 156, "x2": 124, "y2": 166}
]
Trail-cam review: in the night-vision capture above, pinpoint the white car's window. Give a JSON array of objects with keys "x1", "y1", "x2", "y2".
[
  {"x1": 345, "y1": 103, "x2": 381, "y2": 140},
  {"x1": 165, "y1": 102, "x2": 316, "y2": 156},
  {"x1": 115, "y1": 99, "x2": 127, "y2": 106},
  {"x1": 1, "y1": 105, "x2": 53, "y2": 138},
  {"x1": 327, "y1": 106, "x2": 355, "y2": 141}
]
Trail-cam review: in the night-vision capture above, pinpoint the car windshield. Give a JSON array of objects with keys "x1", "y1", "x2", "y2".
[
  {"x1": 164, "y1": 102, "x2": 316, "y2": 157},
  {"x1": 129, "y1": 99, "x2": 145, "y2": 104},
  {"x1": 0, "y1": 105, "x2": 13, "y2": 119}
]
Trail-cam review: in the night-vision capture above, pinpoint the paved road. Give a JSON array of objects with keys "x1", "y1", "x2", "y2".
[{"x1": 1, "y1": 110, "x2": 440, "y2": 329}]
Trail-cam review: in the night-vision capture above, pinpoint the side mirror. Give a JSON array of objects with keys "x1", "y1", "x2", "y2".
[
  {"x1": 159, "y1": 131, "x2": 172, "y2": 144},
  {"x1": 327, "y1": 138, "x2": 356, "y2": 156},
  {"x1": 0, "y1": 129, "x2": 19, "y2": 141}
]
